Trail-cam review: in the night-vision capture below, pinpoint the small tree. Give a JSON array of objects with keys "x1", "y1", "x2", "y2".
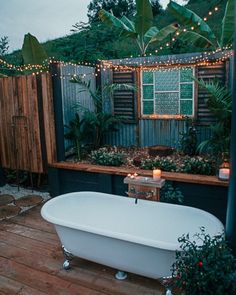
[
  {"x1": 0, "y1": 36, "x2": 9, "y2": 57},
  {"x1": 99, "y1": 0, "x2": 179, "y2": 56}
]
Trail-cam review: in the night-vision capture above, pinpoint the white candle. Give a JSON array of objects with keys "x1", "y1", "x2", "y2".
[
  {"x1": 134, "y1": 173, "x2": 138, "y2": 178},
  {"x1": 153, "y1": 169, "x2": 161, "y2": 180},
  {"x1": 127, "y1": 173, "x2": 131, "y2": 178},
  {"x1": 219, "y1": 168, "x2": 230, "y2": 180},
  {"x1": 130, "y1": 175, "x2": 135, "y2": 179}
]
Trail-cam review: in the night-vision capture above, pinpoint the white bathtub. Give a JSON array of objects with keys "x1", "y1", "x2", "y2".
[{"x1": 41, "y1": 191, "x2": 224, "y2": 279}]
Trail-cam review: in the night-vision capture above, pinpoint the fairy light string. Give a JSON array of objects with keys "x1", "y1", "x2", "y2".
[{"x1": 0, "y1": 1, "x2": 232, "y2": 78}]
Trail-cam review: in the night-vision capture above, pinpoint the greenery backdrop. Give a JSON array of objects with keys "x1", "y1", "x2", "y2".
[{"x1": 1, "y1": 0, "x2": 227, "y2": 69}]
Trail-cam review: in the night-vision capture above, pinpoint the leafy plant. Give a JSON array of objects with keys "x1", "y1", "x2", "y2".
[
  {"x1": 64, "y1": 113, "x2": 93, "y2": 160},
  {"x1": 196, "y1": 80, "x2": 232, "y2": 157},
  {"x1": 168, "y1": 0, "x2": 233, "y2": 50},
  {"x1": 71, "y1": 76, "x2": 129, "y2": 148},
  {"x1": 160, "y1": 183, "x2": 184, "y2": 204},
  {"x1": 99, "y1": 0, "x2": 179, "y2": 56},
  {"x1": 22, "y1": 33, "x2": 48, "y2": 65},
  {"x1": 172, "y1": 227, "x2": 236, "y2": 295},
  {"x1": 179, "y1": 117, "x2": 198, "y2": 156},
  {"x1": 181, "y1": 156, "x2": 215, "y2": 175},
  {"x1": 140, "y1": 156, "x2": 177, "y2": 172},
  {"x1": 90, "y1": 147, "x2": 125, "y2": 166}
]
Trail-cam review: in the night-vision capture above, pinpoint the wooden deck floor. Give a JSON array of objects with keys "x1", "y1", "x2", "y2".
[{"x1": 0, "y1": 204, "x2": 165, "y2": 295}]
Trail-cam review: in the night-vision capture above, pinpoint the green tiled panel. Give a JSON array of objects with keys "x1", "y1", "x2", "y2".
[
  {"x1": 142, "y1": 71, "x2": 153, "y2": 84},
  {"x1": 143, "y1": 85, "x2": 153, "y2": 100},
  {"x1": 180, "y1": 67, "x2": 194, "y2": 82},
  {"x1": 180, "y1": 100, "x2": 193, "y2": 115},
  {"x1": 180, "y1": 83, "x2": 193, "y2": 99},
  {"x1": 155, "y1": 92, "x2": 179, "y2": 115},
  {"x1": 143, "y1": 101, "x2": 154, "y2": 115},
  {"x1": 154, "y1": 69, "x2": 179, "y2": 91}
]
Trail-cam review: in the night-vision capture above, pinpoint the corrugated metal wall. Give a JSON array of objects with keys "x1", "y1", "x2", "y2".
[
  {"x1": 60, "y1": 64, "x2": 96, "y2": 149},
  {"x1": 103, "y1": 119, "x2": 211, "y2": 148},
  {"x1": 60, "y1": 64, "x2": 96, "y2": 127},
  {"x1": 103, "y1": 123, "x2": 137, "y2": 146}
]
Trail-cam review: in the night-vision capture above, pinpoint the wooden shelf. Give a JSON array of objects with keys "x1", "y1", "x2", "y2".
[{"x1": 49, "y1": 162, "x2": 229, "y2": 187}]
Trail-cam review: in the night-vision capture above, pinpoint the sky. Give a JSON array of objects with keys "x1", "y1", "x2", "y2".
[{"x1": 1, "y1": 0, "x2": 185, "y2": 53}]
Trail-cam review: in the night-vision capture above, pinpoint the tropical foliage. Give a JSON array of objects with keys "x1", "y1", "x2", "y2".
[
  {"x1": 98, "y1": 0, "x2": 179, "y2": 56},
  {"x1": 168, "y1": 0, "x2": 233, "y2": 50},
  {"x1": 22, "y1": 33, "x2": 48, "y2": 65},
  {"x1": 64, "y1": 113, "x2": 94, "y2": 160},
  {"x1": 3, "y1": 0, "x2": 227, "y2": 65},
  {"x1": 196, "y1": 79, "x2": 232, "y2": 157},
  {"x1": 70, "y1": 76, "x2": 126, "y2": 148}
]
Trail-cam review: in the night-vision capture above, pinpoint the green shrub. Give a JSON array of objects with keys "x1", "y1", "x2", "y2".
[
  {"x1": 140, "y1": 156, "x2": 177, "y2": 172},
  {"x1": 160, "y1": 183, "x2": 184, "y2": 204},
  {"x1": 172, "y1": 227, "x2": 236, "y2": 295},
  {"x1": 90, "y1": 147, "x2": 125, "y2": 166},
  {"x1": 181, "y1": 156, "x2": 215, "y2": 175}
]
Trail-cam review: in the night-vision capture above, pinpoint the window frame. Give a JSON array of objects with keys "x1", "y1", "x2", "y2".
[{"x1": 140, "y1": 66, "x2": 196, "y2": 119}]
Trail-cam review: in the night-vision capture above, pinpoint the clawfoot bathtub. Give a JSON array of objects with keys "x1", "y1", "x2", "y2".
[{"x1": 41, "y1": 191, "x2": 224, "y2": 286}]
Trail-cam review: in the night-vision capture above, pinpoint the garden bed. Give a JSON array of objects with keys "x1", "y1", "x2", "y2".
[{"x1": 65, "y1": 145, "x2": 219, "y2": 177}]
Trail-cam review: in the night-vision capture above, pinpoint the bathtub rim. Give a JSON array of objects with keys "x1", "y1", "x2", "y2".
[{"x1": 41, "y1": 191, "x2": 224, "y2": 251}]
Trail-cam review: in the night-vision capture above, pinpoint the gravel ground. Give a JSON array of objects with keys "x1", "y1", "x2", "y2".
[
  {"x1": 0, "y1": 184, "x2": 51, "y2": 220},
  {"x1": 0, "y1": 184, "x2": 51, "y2": 201}
]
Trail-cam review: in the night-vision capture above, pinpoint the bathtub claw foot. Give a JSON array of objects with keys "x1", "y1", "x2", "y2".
[
  {"x1": 63, "y1": 259, "x2": 71, "y2": 270},
  {"x1": 62, "y1": 245, "x2": 73, "y2": 270},
  {"x1": 165, "y1": 289, "x2": 173, "y2": 295},
  {"x1": 115, "y1": 270, "x2": 127, "y2": 280}
]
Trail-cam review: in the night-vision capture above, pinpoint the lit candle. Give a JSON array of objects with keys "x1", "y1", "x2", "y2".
[
  {"x1": 219, "y1": 168, "x2": 230, "y2": 180},
  {"x1": 134, "y1": 173, "x2": 138, "y2": 178},
  {"x1": 153, "y1": 169, "x2": 161, "y2": 180},
  {"x1": 130, "y1": 175, "x2": 135, "y2": 179},
  {"x1": 127, "y1": 173, "x2": 131, "y2": 178}
]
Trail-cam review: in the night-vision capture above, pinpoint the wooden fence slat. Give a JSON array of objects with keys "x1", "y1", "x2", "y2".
[{"x1": 0, "y1": 74, "x2": 56, "y2": 173}]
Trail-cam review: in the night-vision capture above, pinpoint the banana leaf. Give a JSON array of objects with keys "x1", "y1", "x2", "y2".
[
  {"x1": 135, "y1": 0, "x2": 153, "y2": 38},
  {"x1": 177, "y1": 30, "x2": 214, "y2": 48},
  {"x1": 221, "y1": 0, "x2": 234, "y2": 47},
  {"x1": 22, "y1": 33, "x2": 48, "y2": 65},
  {"x1": 168, "y1": 1, "x2": 219, "y2": 48},
  {"x1": 98, "y1": 9, "x2": 136, "y2": 38},
  {"x1": 148, "y1": 23, "x2": 179, "y2": 44}
]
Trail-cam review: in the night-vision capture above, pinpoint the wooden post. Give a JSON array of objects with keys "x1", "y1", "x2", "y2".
[
  {"x1": 49, "y1": 63, "x2": 65, "y2": 162},
  {"x1": 226, "y1": 6, "x2": 236, "y2": 254}
]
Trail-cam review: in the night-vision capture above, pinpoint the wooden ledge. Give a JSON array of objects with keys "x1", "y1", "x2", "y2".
[{"x1": 50, "y1": 162, "x2": 229, "y2": 187}]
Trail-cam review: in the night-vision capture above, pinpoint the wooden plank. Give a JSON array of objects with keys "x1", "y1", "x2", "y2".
[
  {"x1": 9, "y1": 206, "x2": 55, "y2": 233},
  {"x1": 0, "y1": 275, "x2": 48, "y2": 295},
  {"x1": 0, "y1": 222, "x2": 59, "y2": 245},
  {"x1": 49, "y1": 162, "x2": 229, "y2": 187},
  {"x1": 0, "y1": 74, "x2": 47, "y2": 173},
  {"x1": 0, "y1": 230, "x2": 59, "y2": 255},
  {"x1": 41, "y1": 73, "x2": 57, "y2": 164},
  {"x1": 0, "y1": 257, "x2": 106, "y2": 295}
]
